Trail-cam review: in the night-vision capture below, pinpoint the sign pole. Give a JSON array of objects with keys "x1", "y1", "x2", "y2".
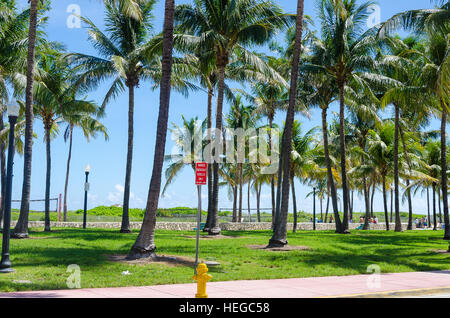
[
  {"x1": 194, "y1": 162, "x2": 207, "y2": 275},
  {"x1": 195, "y1": 184, "x2": 201, "y2": 274}
]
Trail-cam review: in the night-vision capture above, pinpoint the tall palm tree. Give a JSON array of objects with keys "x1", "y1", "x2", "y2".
[
  {"x1": 175, "y1": 0, "x2": 293, "y2": 236},
  {"x1": 69, "y1": 0, "x2": 161, "y2": 233},
  {"x1": 13, "y1": 0, "x2": 45, "y2": 239},
  {"x1": 289, "y1": 121, "x2": 320, "y2": 232},
  {"x1": 62, "y1": 112, "x2": 108, "y2": 221},
  {"x1": 32, "y1": 51, "x2": 99, "y2": 231},
  {"x1": 127, "y1": 0, "x2": 175, "y2": 260},
  {"x1": 304, "y1": 43, "x2": 343, "y2": 231},
  {"x1": 0, "y1": 1, "x2": 30, "y2": 223},
  {"x1": 315, "y1": 0, "x2": 382, "y2": 233},
  {"x1": 379, "y1": 0, "x2": 449, "y2": 239},
  {"x1": 225, "y1": 96, "x2": 259, "y2": 222},
  {"x1": 268, "y1": 0, "x2": 305, "y2": 247},
  {"x1": 366, "y1": 122, "x2": 395, "y2": 230}
]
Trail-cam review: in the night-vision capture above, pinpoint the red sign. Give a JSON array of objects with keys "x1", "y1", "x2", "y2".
[{"x1": 195, "y1": 162, "x2": 208, "y2": 185}]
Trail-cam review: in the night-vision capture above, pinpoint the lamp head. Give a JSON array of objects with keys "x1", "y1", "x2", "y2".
[
  {"x1": 7, "y1": 99, "x2": 20, "y2": 118},
  {"x1": 85, "y1": 164, "x2": 91, "y2": 173}
]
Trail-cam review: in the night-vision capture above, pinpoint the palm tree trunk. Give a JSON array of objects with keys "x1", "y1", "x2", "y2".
[
  {"x1": 0, "y1": 112, "x2": 5, "y2": 227},
  {"x1": 349, "y1": 190, "x2": 353, "y2": 221},
  {"x1": 390, "y1": 186, "x2": 393, "y2": 223},
  {"x1": 44, "y1": 126, "x2": 51, "y2": 232},
  {"x1": 127, "y1": 0, "x2": 174, "y2": 259},
  {"x1": 325, "y1": 193, "x2": 330, "y2": 222},
  {"x1": 338, "y1": 80, "x2": 349, "y2": 233},
  {"x1": 438, "y1": 187, "x2": 442, "y2": 224},
  {"x1": 63, "y1": 124, "x2": 74, "y2": 222},
  {"x1": 121, "y1": 84, "x2": 135, "y2": 233},
  {"x1": 427, "y1": 187, "x2": 431, "y2": 228},
  {"x1": 13, "y1": 0, "x2": 39, "y2": 239},
  {"x1": 209, "y1": 60, "x2": 226, "y2": 235},
  {"x1": 433, "y1": 183, "x2": 437, "y2": 230},
  {"x1": 363, "y1": 174, "x2": 371, "y2": 230},
  {"x1": 238, "y1": 163, "x2": 243, "y2": 222},
  {"x1": 382, "y1": 173, "x2": 389, "y2": 231},
  {"x1": 370, "y1": 183, "x2": 375, "y2": 218},
  {"x1": 321, "y1": 107, "x2": 342, "y2": 232},
  {"x1": 441, "y1": 103, "x2": 449, "y2": 239},
  {"x1": 291, "y1": 176, "x2": 297, "y2": 233},
  {"x1": 232, "y1": 185, "x2": 237, "y2": 222},
  {"x1": 204, "y1": 87, "x2": 213, "y2": 232},
  {"x1": 394, "y1": 104, "x2": 402, "y2": 232},
  {"x1": 269, "y1": 115, "x2": 276, "y2": 228},
  {"x1": 257, "y1": 183, "x2": 261, "y2": 222},
  {"x1": 247, "y1": 181, "x2": 251, "y2": 222},
  {"x1": 268, "y1": 0, "x2": 304, "y2": 247},
  {"x1": 320, "y1": 197, "x2": 323, "y2": 221},
  {"x1": 399, "y1": 125, "x2": 413, "y2": 230}
]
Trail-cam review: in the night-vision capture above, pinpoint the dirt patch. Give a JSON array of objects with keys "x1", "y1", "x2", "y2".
[
  {"x1": 247, "y1": 244, "x2": 310, "y2": 252},
  {"x1": 179, "y1": 234, "x2": 244, "y2": 240},
  {"x1": 433, "y1": 249, "x2": 450, "y2": 254},
  {"x1": 106, "y1": 254, "x2": 197, "y2": 267}
]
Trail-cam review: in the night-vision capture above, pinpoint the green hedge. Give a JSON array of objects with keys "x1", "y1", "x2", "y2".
[{"x1": 74, "y1": 206, "x2": 208, "y2": 218}]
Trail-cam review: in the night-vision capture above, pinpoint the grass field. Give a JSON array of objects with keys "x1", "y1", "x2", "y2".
[
  {"x1": 0, "y1": 228, "x2": 448, "y2": 292},
  {"x1": 11, "y1": 209, "x2": 429, "y2": 224}
]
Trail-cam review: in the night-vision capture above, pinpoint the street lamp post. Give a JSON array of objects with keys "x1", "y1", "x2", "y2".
[
  {"x1": 83, "y1": 164, "x2": 90, "y2": 229},
  {"x1": 313, "y1": 187, "x2": 316, "y2": 231},
  {"x1": 0, "y1": 99, "x2": 20, "y2": 273}
]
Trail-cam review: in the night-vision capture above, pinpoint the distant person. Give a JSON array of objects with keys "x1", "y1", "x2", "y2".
[
  {"x1": 329, "y1": 215, "x2": 334, "y2": 223},
  {"x1": 374, "y1": 217, "x2": 378, "y2": 224},
  {"x1": 359, "y1": 216, "x2": 364, "y2": 224},
  {"x1": 415, "y1": 218, "x2": 419, "y2": 228}
]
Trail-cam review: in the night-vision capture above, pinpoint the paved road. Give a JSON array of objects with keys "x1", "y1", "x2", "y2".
[{"x1": 1, "y1": 271, "x2": 449, "y2": 298}]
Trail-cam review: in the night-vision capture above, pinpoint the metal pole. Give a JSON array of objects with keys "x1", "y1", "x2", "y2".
[
  {"x1": 58, "y1": 193, "x2": 62, "y2": 222},
  {"x1": 194, "y1": 185, "x2": 201, "y2": 274},
  {"x1": 0, "y1": 115, "x2": 17, "y2": 273},
  {"x1": 83, "y1": 172, "x2": 89, "y2": 229},
  {"x1": 313, "y1": 187, "x2": 316, "y2": 231}
]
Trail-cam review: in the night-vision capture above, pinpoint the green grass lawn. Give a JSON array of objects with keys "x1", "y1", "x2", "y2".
[{"x1": 0, "y1": 228, "x2": 448, "y2": 292}]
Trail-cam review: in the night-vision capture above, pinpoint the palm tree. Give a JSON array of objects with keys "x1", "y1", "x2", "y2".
[
  {"x1": 268, "y1": 0, "x2": 305, "y2": 247},
  {"x1": 304, "y1": 43, "x2": 343, "y2": 231},
  {"x1": 127, "y1": 0, "x2": 175, "y2": 260},
  {"x1": 62, "y1": 112, "x2": 108, "y2": 221},
  {"x1": 175, "y1": 0, "x2": 293, "y2": 236},
  {"x1": 314, "y1": 0, "x2": 383, "y2": 233},
  {"x1": 161, "y1": 116, "x2": 206, "y2": 195},
  {"x1": 0, "y1": 2, "x2": 30, "y2": 223},
  {"x1": 366, "y1": 122, "x2": 395, "y2": 230},
  {"x1": 379, "y1": 0, "x2": 450, "y2": 239},
  {"x1": 69, "y1": 0, "x2": 166, "y2": 233},
  {"x1": 289, "y1": 121, "x2": 320, "y2": 232},
  {"x1": 225, "y1": 96, "x2": 259, "y2": 222},
  {"x1": 32, "y1": 51, "x2": 99, "y2": 231},
  {"x1": 13, "y1": 0, "x2": 45, "y2": 239}
]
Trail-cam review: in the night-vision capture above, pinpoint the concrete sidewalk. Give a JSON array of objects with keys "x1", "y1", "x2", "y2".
[{"x1": 1, "y1": 271, "x2": 449, "y2": 298}]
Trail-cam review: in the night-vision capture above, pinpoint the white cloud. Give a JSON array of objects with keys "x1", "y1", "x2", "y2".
[{"x1": 107, "y1": 184, "x2": 143, "y2": 207}]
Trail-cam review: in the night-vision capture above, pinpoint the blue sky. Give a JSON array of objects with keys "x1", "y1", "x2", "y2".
[{"x1": 10, "y1": 0, "x2": 441, "y2": 215}]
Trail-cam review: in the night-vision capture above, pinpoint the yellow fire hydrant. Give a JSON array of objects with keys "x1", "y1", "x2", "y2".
[{"x1": 193, "y1": 263, "x2": 212, "y2": 298}]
